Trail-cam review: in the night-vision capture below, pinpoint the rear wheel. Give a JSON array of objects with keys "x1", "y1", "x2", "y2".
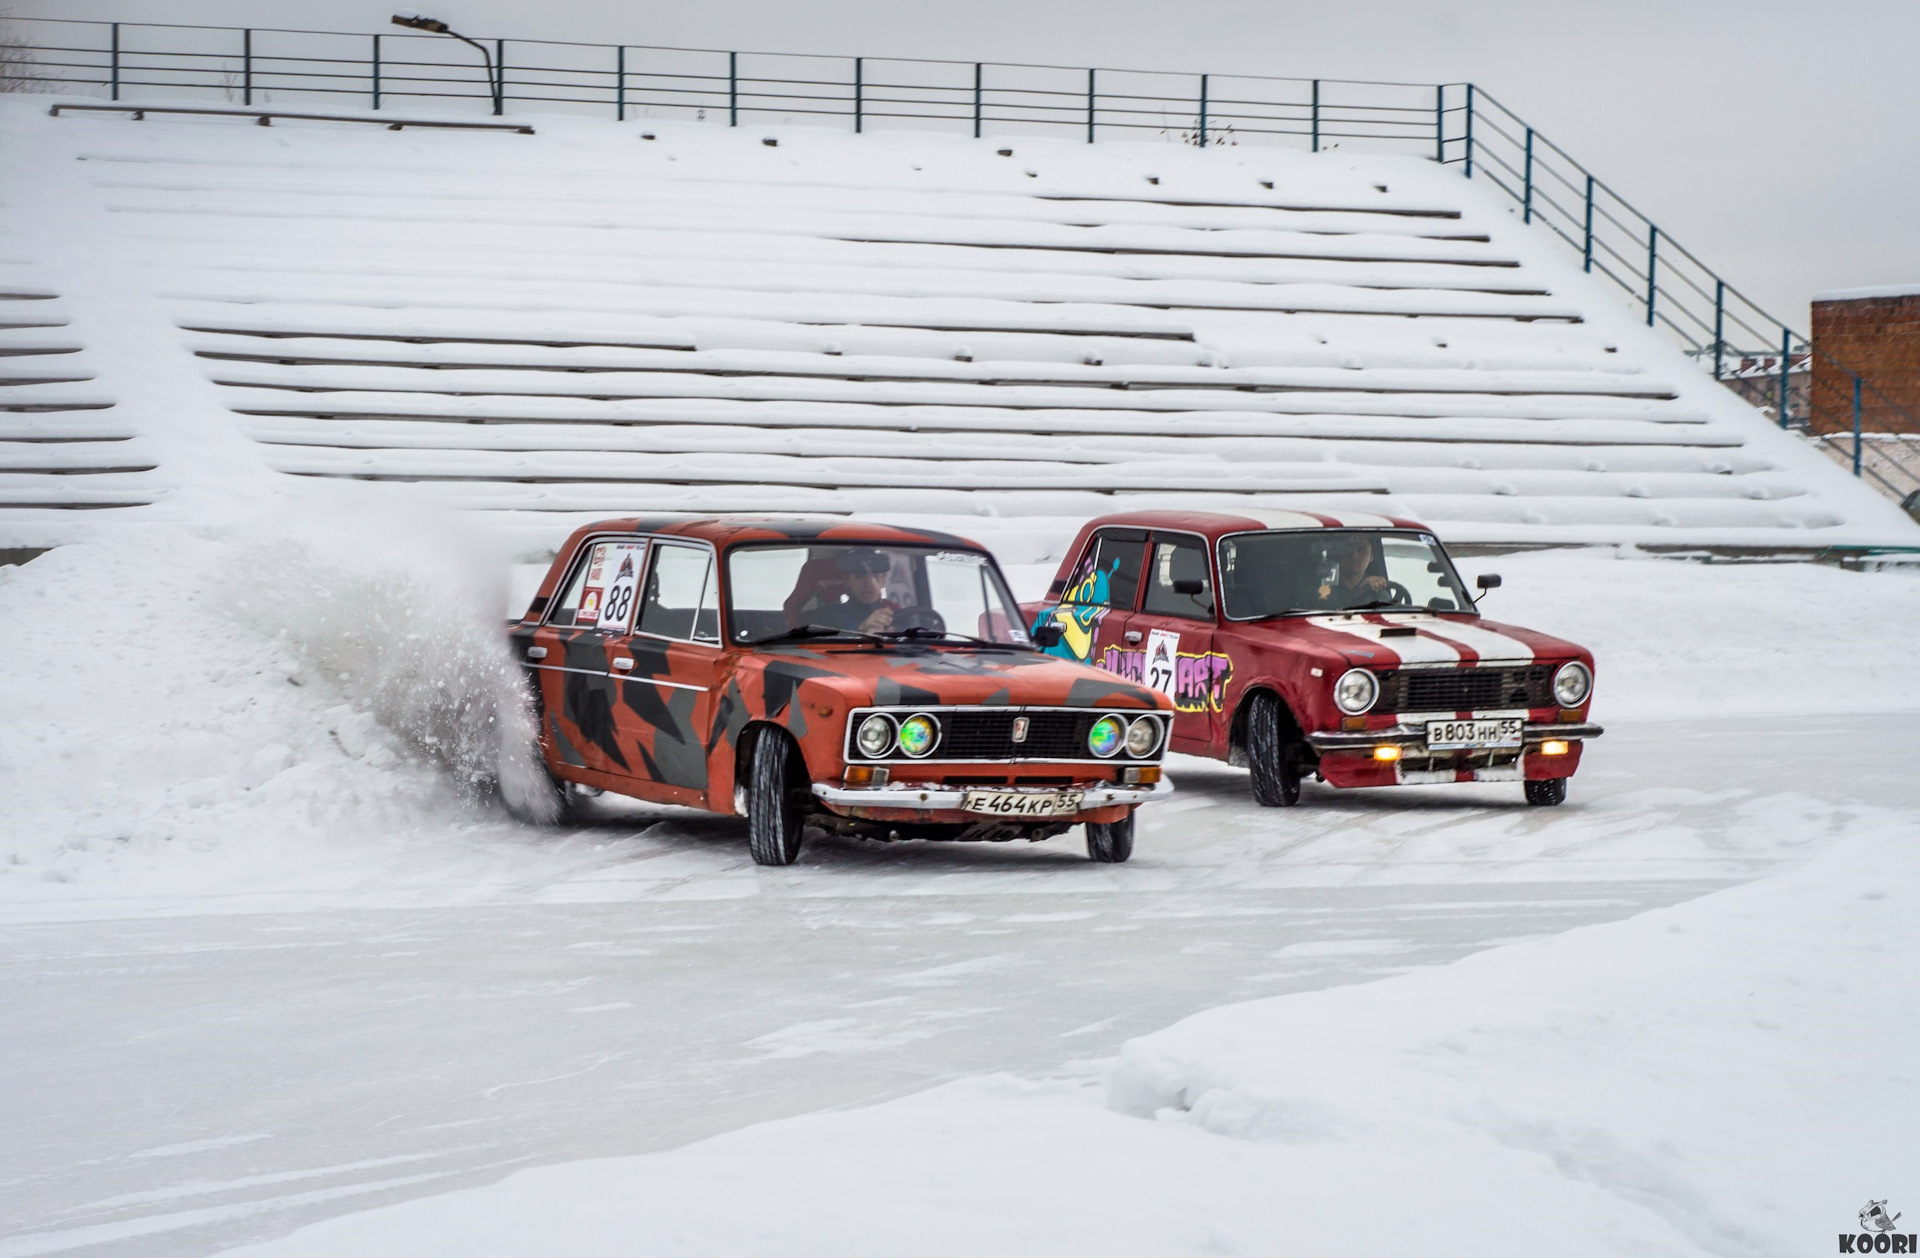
[
  {"x1": 1085, "y1": 810, "x2": 1134, "y2": 863},
  {"x1": 1246, "y1": 691, "x2": 1303, "y2": 807},
  {"x1": 747, "y1": 730, "x2": 807, "y2": 866},
  {"x1": 1525, "y1": 777, "x2": 1568, "y2": 807}
]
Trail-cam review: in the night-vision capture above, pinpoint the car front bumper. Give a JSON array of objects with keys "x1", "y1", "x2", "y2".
[{"x1": 811, "y1": 777, "x2": 1174, "y2": 812}]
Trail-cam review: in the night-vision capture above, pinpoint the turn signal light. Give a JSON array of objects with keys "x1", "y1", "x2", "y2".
[
  {"x1": 1372, "y1": 745, "x2": 1403, "y2": 762},
  {"x1": 844, "y1": 765, "x2": 891, "y2": 786},
  {"x1": 1341, "y1": 716, "x2": 1368, "y2": 731},
  {"x1": 1540, "y1": 740, "x2": 1570, "y2": 756},
  {"x1": 1121, "y1": 765, "x2": 1163, "y2": 785},
  {"x1": 1558, "y1": 708, "x2": 1583, "y2": 722}
]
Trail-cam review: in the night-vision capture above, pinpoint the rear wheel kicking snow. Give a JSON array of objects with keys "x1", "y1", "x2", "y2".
[
  {"x1": 747, "y1": 730, "x2": 807, "y2": 866},
  {"x1": 1085, "y1": 810, "x2": 1134, "y2": 863},
  {"x1": 1246, "y1": 691, "x2": 1303, "y2": 807}
]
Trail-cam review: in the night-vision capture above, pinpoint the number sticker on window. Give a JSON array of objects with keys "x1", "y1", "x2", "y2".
[{"x1": 591, "y1": 542, "x2": 645, "y2": 632}]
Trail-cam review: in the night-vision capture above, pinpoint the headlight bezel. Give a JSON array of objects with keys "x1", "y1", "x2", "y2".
[
  {"x1": 1087, "y1": 713, "x2": 1127, "y2": 759},
  {"x1": 1124, "y1": 714, "x2": 1164, "y2": 759},
  {"x1": 1552, "y1": 660, "x2": 1593, "y2": 707},
  {"x1": 1333, "y1": 667, "x2": 1379, "y2": 715},
  {"x1": 855, "y1": 712, "x2": 897, "y2": 759},
  {"x1": 896, "y1": 712, "x2": 941, "y2": 759}
]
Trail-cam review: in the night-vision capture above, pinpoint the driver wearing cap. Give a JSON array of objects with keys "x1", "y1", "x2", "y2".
[{"x1": 827, "y1": 548, "x2": 896, "y2": 634}]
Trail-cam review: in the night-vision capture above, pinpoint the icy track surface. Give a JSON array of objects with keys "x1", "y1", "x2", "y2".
[{"x1": 2, "y1": 516, "x2": 1918, "y2": 1256}]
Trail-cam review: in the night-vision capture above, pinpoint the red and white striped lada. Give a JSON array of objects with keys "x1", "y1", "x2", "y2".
[{"x1": 1022, "y1": 510, "x2": 1603, "y2": 807}]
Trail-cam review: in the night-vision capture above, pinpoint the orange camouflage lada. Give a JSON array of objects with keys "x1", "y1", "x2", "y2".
[{"x1": 506, "y1": 517, "x2": 1175, "y2": 865}]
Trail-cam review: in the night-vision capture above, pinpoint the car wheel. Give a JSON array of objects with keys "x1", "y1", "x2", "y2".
[
  {"x1": 1085, "y1": 810, "x2": 1134, "y2": 863},
  {"x1": 747, "y1": 730, "x2": 807, "y2": 866},
  {"x1": 1525, "y1": 777, "x2": 1568, "y2": 806},
  {"x1": 501, "y1": 765, "x2": 589, "y2": 825},
  {"x1": 1246, "y1": 691, "x2": 1303, "y2": 807}
]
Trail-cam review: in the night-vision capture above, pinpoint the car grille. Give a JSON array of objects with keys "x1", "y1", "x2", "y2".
[
  {"x1": 1377, "y1": 665, "x2": 1554, "y2": 713},
  {"x1": 938, "y1": 710, "x2": 1099, "y2": 761}
]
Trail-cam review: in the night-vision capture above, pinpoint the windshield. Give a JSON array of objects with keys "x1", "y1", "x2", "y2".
[
  {"x1": 1217, "y1": 530, "x2": 1476, "y2": 619},
  {"x1": 724, "y1": 543, "x2": 1033, "y2": 647}
]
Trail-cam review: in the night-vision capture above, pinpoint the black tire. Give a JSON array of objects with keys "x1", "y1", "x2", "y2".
[
  {"x1": 1246, "y1": 691, "x2": 1303, "y2": 807},
  {"x1": 747, "y1": 730, "x2": 807, "y2": 866},
  {"x1": 1086, "y1": 810, "x2": 1134, "y2": 863},
  {"x1": 1525, "y1": 777, "x2": 1568, "y2": 807}
]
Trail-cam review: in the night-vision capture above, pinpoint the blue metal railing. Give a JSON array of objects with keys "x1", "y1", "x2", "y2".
[{"x1": 2, "y1": 14, "x2": 1912, "y2": 482}]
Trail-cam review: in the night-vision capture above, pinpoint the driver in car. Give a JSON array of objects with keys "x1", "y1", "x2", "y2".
[
  {"x1": 1316, "y1": 533, "x2": 1393, "y2": 610},
  {"x1": 824, "y1": 547, "x2": 897, "y2": 634}
]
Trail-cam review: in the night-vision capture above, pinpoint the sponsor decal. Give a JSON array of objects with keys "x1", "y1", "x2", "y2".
[
  {"x1": 1842, "y1": 1201, "x2": 1914, "y2": 1253},
  {"x1": 1101, "y1": 642, "x2": 1233, "y2": 714},
  {"x1": 578, "y1": 586, "x2": 605, "y2": 624}
]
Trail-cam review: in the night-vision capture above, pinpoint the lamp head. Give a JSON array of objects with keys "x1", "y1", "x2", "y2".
[{"x1": 391, "y1": 12, "x2": 451, "y2": 32}]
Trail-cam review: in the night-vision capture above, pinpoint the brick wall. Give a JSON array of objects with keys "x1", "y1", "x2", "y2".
[{"x1": 1811, "y1": 291, "x2": 1920, "y2": 434}]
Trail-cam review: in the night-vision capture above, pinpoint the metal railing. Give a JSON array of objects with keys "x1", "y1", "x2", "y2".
[{"x1": 2, "y1": 14, "x2": 1913, "y2": 484}]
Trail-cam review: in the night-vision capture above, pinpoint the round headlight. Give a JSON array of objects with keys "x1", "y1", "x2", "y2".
[
  {"x1": 1333, "y1": 667, "x2": 1379, "y2": 715},
  {"x1": 1125, "y1": 715, "x2": 1163, "y2": 759},
  {"x1": 1087, "y1": 714, "x2": 1126, "y2": 758},
  {"x1": 1553, "y1": 661, "x2": 1592, "y2": 707},
  {"x1": 897, "y1": 713, "x2": 940, "y2": 758},
  {"x1": 856, "y1": 713, "x2": 896, "y2": 759}
]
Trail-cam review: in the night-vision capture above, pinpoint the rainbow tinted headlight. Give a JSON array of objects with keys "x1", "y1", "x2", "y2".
[
  {"x1": 897, "y1": 713, "x2": 940, "y2": 758},
  {"x1": 1087, "y1": 714, "x2": 1126, "y2": 758}
]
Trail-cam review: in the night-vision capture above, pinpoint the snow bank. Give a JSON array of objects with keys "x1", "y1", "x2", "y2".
[
  {"x1": 0, "y1": 495, "x2": 545, "y2": 899},
  {"x1": 210, "y1": 813, "x2": 1920, "y2": 1258}
]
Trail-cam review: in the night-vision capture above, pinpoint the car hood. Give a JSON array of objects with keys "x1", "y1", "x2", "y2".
[
  {"x1": 1283, "y1": 612, "x2": 1590, "y2": 668},
  {"x1": 747, "y1": 645, "x2": 1170, "y2": 710}
]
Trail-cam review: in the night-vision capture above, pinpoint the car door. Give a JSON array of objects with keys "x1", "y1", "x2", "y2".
[
  {"x1": 1129, "y1": 531, "x2": 1229, "y2": 752},
  {"x1": 1033, "y1": 526, "x2": 1146, "y2": 673},
  {"x1": 528, "y1": 533, "x2": 650, "y2": 781},
  {"x1": 606, "y1": 539, "x2": 724, "y2": 807}
]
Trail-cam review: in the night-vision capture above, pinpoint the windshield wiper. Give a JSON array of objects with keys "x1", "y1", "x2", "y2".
[
  {"x1": 748, "y1": 623, "x2": 887, "y2": 647},
  {"x1": 881, "y1": 626, "x2": 1008, "y2": 647},
  {"x1": 1347, "y1": 599, "x2": 1417, "y2": 612}
]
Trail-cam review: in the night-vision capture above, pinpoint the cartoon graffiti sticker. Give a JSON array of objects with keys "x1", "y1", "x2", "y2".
[{"x1": 1033, "y1": 551, "x2": 1120, "y2": 662}]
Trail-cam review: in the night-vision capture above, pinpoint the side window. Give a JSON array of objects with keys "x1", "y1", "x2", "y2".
[
  {"x1": 1141, "y1": 537, "x2": 1214, "y2": 620},
  {"x1": 548, "y1": 538, "x2": 646, "y2": 630},
  {"x1": 637, "y1": 544, "x2": 719, "y2": 643},
  {"x1": 1061, "y1": 529, "x2": 1145, "y2": 609}
]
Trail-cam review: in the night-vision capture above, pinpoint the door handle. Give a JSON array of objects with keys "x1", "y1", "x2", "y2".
[
  {"x1": 524, "y1": 646, "x2": 547, "y2": 660},
  {"x1": 612, "y1": 657, "x2": 635, "y2": 671},
  {"x1": 1124, "y1": 631, "x2": 1142, "y2": 645}
]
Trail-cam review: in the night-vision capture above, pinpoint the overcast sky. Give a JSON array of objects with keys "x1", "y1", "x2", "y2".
[{"x1": 16, "y1": 0, "x2": 1919, "y2": 325}]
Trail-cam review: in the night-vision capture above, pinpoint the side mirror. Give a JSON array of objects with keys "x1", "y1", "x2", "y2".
[
  {"x1": 1172, "y1": 577, "x2": 1206, "y2": 595},
  {"x1": 1032, "y1": 622, "x2": 1064, "y2": 648},
  {"x1": 1476, "y1": 573, "x2": 1503, "y2": 590}
]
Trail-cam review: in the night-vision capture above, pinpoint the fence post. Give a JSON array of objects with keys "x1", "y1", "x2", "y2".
[
  {"x1": 1522, "y1": 127, "x2": 1533, "y2": 223},
  {"x1": 1645, "y1": 224, "x2": 1658, "y2": 327},
  {"x1": 1777, "y1": 328, "x2": 1792, "y2": 428},
  {"x1": 1582, "y1": 174, "x2": 1594, "y2": 272},
  {"x1": 493, "y1": 39, "x2": 504, "y2": 114},
  {"x1": 1463, "y1": 83, "x2": 1474, "y2": 177},
  {"x1": 853, "y1": 57, "x2": 862, "y2": 133},
  {"x1": 1434, "y1": 84, "x2": 1444, "y2": 162},
  {"x1": 109, "y1": 23, "x2": 120, "y2": 101},
  {"x1": 972, "y1": 63, "x2": 982, "y2": 138},
  {"x1": 1713, "y1": 280, "x2": 1725, "y2": 379},
  {"x1": 242, "y1": 29, "x2": 252, "y2": 106},
  {"x1": 1853, "y1": 374, "x2": 1864, "y2": 475},
  {"x1": 1198, "y1": 73, "x2": 1207, "y2": 147},
  {"x1": 1310, "y1": 79, "x2": 1320, "y2": 152},
  {"x1": 615, "y1": 45, "x2": 624, "y2": 121},
  {"x1": 1086, "y1": 68, "x2": 1096, "y2": 143},
  {"x1": 728, "y1": 51, "x2": 737, "y2": 125},
  {"x1": 372, "y1": 34, "x2": 381, "y2": 110}
]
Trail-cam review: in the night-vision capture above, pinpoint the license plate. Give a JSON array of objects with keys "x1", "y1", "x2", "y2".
[
  {"x1": 961, "y1": 789, "x2": 1085, "y2": 817},
  {"x1": 1425, "y1": 718, "x2": 1524, "y2": 750}
]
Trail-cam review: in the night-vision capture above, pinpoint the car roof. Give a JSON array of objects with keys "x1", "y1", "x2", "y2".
[
  {"x1": 555, "y1": 515, "x2": 986, "y2": 552},
  {"x1": 1077, "y1": 509, "x2": 1433, "y2": 542}
]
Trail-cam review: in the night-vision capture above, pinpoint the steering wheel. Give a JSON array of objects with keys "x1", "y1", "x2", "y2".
[
  {"x1": 1384, "y1": 580, "x2": 1412, "y2": 606},
  {"x1": 890, "y1": 606, "x2": 946, "y2": 634}
]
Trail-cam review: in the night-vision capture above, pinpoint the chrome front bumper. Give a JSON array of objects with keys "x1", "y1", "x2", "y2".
[
  {"x1": 1306, "y1": 721, "x2": 1604, "y2": 751},
  {"x1": 811, "y1": 778, "x2": 1175, "y2": 811}
]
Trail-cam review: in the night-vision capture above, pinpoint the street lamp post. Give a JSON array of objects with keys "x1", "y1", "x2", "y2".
[{"x1": 391, "y1": 12, "x2": 501, "y2": 115}]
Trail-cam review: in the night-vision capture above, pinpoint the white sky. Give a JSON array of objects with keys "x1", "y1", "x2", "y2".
[{"x1": 14, "y1": 0, "x2": 1919, "y2": 326}]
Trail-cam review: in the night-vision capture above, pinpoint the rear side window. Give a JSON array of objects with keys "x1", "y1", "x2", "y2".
[
  {"x1": 549, "y1": 538, "x2": 647, "y2": 630},
  {"x1": 1140, "y1": 536, "x2": 1214, "y2": 620},
  {"x1": 637, "y1": 544, "x2": 719, "y2": 643},
  {"x1": 1061, "y1": 529, "x2": 1145, "y2": 609}
]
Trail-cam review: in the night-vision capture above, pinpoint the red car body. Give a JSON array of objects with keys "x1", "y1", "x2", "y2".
[
  {"x1": 1024, "y1": 510, "x2": 1603, "y2": 802},
  {"x1": 507, "y1": 516, "x2": 1174, "y2": 860}
]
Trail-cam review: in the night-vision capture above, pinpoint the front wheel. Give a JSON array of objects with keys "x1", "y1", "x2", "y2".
[
  {"x1": 747, "y1": 730, "x2": 808, "y2": 865},
  {"x1": 1525, "y1": 777, "x2": 1568, "y2": 806},
  {"x1": 1246, "y1": 691, "x2": 1303, "y2": 807},
  {"x1": 1085, "y1": 810, "x2": 1135, "y2": 863}
]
